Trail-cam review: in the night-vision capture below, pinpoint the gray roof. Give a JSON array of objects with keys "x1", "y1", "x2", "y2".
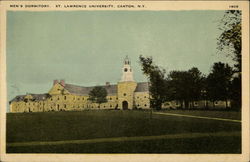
[
  {"x1": 10, "y1": 82, "x2": 149, "y2": 103},
  {"x1": 64, "y1": 84, "x2": 117, "y2": 95},
  {"x1": 10, "y1": 93, "x2": 50, "y2": 103},
  {"x1": 135, "y1": 82, "x2": 149, "y2": 92},
  {"x1": 64, "y1": 82, "x2": 149, "y2": 95}
]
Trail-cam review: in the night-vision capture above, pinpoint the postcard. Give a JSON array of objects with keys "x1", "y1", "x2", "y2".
[{"x1": 0, "y1": 1, "x2": 249, "y2": 162}]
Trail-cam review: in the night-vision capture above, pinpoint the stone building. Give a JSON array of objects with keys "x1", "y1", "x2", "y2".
[
  {"x1": 9, "y1": 56, "x2": 150, "y2": 112},
  {"x1": 9, "y1": 56, "x2": 230, "y2": 113}
]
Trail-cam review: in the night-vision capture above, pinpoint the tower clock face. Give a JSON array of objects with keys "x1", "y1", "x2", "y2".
[{"x1": 124, "y1": 68, "x2": 128, "y2": 72}]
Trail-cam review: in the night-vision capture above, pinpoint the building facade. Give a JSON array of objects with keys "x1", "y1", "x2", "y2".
[{"x1": 9, "y1": 56, "x2": 151, "y2": 112}]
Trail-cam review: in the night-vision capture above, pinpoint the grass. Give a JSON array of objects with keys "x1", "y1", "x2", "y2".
[
  {"x1": 158, "y1": 109, "x2": 241, "y2": 120},
  {"x1": 6, "y1": 110, "x2": 241, "y2": 153}
]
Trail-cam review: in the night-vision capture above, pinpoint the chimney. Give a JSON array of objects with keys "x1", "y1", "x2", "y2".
[
  {"x1": 106, "y1": 82, "x2": 110, "y2": 87},
  {"x1": 60, "y1": 80, "x2": 65, "y2": 87},
  {"x1": 53, "y1": 80, "x2": 58, "y2": 85}
]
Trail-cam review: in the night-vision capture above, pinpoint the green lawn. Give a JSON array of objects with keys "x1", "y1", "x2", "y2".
[
  {"x1": 158, "y1": 109, "x2": 241, "y2": 120},
  {"x1": 6, "y1": 110, "x2": 241, "y2": 153}
]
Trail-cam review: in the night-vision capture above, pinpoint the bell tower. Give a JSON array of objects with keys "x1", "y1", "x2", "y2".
[
  {"x1": 121, "y1": 55, "x2": 134, "y2": 82},
  {"x1": 118, "y1": 56, "x2": 137, "y2": 110}
]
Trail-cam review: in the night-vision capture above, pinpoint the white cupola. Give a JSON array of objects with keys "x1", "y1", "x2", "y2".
[{"x1": 121, "y1": 56, "x2": 134, "y2": 82}]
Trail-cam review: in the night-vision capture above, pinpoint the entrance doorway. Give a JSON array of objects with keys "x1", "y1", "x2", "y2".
[{"x1": 122, "y1": 101, "x2": 128, "y2": 110}]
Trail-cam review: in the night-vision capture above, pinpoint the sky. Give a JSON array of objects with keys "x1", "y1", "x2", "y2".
[{"x1": 7, "y1": 10, "x2": 234, "y2": 108}]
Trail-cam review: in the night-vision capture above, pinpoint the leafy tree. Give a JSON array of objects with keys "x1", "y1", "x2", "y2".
[
  {"x1": 229, "y1": 75, "x2": 241, "y2": 110},
  {"x1": 217, "y1": 10, "x2": 242, "y2": 109},
  {"x1": 217, "y1": 10, "x2": 241, "y2": 72},
  {"x1": 166, "y1": 67, "x2": 204, "y2": 109},
  {"x1": 166, "y1": 70, "x2": 190, "y2": 108},
  {"x1": 206, "y1": 62, "x2": 233, "y2": 108},
  {"x1": 187, "y1": 67, "x2": 206, "y2": 108},
  {"x1": 139, "y1": 55, "x2": 166, "y2": 110},
  {"x1": 88, "y1": 86, "x2": 108, "y2": 108}
]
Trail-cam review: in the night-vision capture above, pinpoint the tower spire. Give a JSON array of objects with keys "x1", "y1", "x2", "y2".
[
  {"x1": 121, "y1": 56, "x2": 134, "y2": 82},
  {"x1": 124, "y1": 55, "x2": 130, "y2": 65}
]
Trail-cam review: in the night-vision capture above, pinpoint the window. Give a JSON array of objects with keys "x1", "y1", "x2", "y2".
[
  {"x1": 137, "y1": 104, "x2": 140, "y2": 106},
  {"x1": 110, "y1": 105, "x2": 112, "y2": 108},
  {"x1": 51, "y1": 98, "x2": 53, "y2": 101},
  {"x1": 194, "y1": 102, "x2": 198, "y2": 106},
  {"x1": 144, "y1": 96, "x2": 147, "y2": 98},
  {"x1": 137, "y1": 96, "x2": 139, "y2": 99},
  {"x1": 215, "y1": 101, "x2": 218, "y2": 105},
  {"x1": 145, "y1": 104, "x2": 147, "y2": 107},
  {"x1": 82, "y1": 97, "x2": 84, "y2": 100},
  {"x1": 64, "y1": 96, "x2": 66, "y2": 100},
  {"x1": 123, "y1": 93, "x2": 126, "y2": 96},
  {"x1": 58, "y1": 97, "x2": 59, "y2": 100},
  {"x1": 64, "y1": 104, "x2": 66, "y2": 108},
  {"x1": 110, "y1": 97, "x2": 112, "y2": 100},
  {"x1": 124, "y1": 68, "x2": 128, "y2": 72}
]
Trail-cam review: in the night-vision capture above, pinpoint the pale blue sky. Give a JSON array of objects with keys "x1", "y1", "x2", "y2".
[{"x1": 7, "y1": 10, "x2": 234, "y2": 107}]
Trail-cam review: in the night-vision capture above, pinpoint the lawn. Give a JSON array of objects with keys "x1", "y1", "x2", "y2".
[{"x1": 6, "y1": 110, "x2": 241, "y2": 153}]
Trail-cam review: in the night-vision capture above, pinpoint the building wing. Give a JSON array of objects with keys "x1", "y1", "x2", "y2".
[
  {"x1": 64, "y1": 84, "x2": 117, "y2": 96},
  {"x1": 9, "y1": 93, "x2": 50, "y2": 103}
]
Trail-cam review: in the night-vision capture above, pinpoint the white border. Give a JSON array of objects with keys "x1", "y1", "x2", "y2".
[{"x1": 0, "y1": 1, "x2": 249, "y2": 162}]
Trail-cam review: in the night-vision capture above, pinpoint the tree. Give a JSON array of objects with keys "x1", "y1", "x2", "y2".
[
  {"x1": 217, "y1": 10, "x2": 241, "y2": 72},
  {"x1": 206, "y1": 62, "x2": 233, "y2": 108},
  {"x1": 217, "y1": 10, "x2": 242, "y2": 110},
  {"x1": 166, "y1": 70, "x2": 190, "y2": 109},
  {"x1": 187, "y1": 67, "x2": 206, "y2": 108},
  {"x1": 88, "y1": 86, "x2": 108, "y2": 108},
  {"x1": 139, "y1": 55, "x2": 166, "y2": 110},
  {"x1": 166, "y1": 67, "x2": 204, "y2": 109},
  {"x1": 230, "y1": 76, "x2": 241, "y2": 109}
]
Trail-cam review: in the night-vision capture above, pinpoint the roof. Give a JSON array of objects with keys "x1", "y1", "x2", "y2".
[
  {"x1": 135, "y1": 82, "x2": 149, "y2": 92},
  {"x1": 9, "y1": 93, "x2": 50, "y2": 103},
  {"x1": 64, "y1": 84, "x2": 117, "y2": 95},
  {"x1": 10, "y1": 82, "x2": 149, "y2": 103},
  {"x1": 64, "y1": 82, "x2": 149, "y2": 95}
]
